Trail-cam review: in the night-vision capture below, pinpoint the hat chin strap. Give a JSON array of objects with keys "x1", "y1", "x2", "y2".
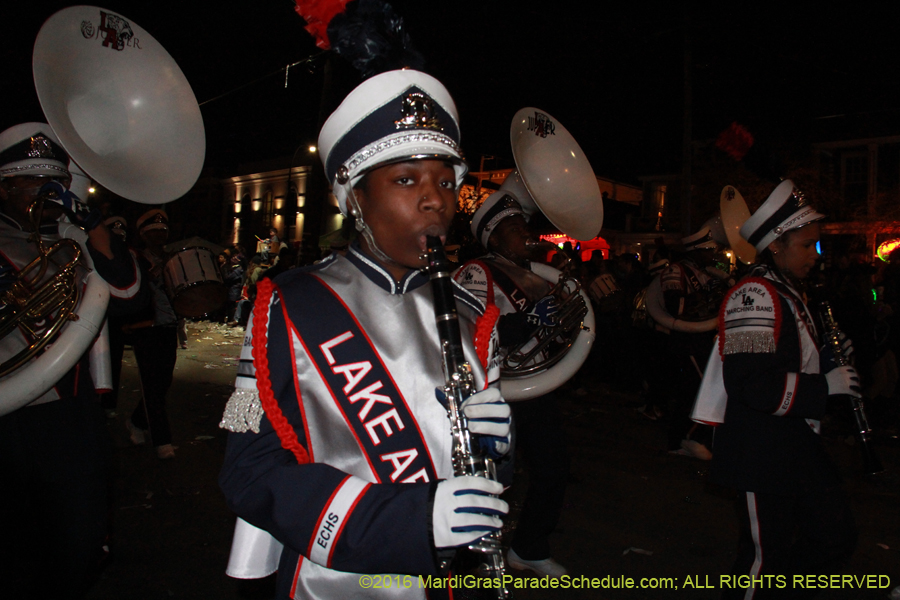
[{"x1": 344, "y1": 184, "x2": 416, "y2": 273}]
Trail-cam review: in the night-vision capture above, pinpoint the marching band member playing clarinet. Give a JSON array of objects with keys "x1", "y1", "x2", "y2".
[
  {"x1": 703, "y1": 180, "x2": 858, "y2": 598},
  {"x1": 218, "y1": 70, "x2": 511, "y2": 600}
]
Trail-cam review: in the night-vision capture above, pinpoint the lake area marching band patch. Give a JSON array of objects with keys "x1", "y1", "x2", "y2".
[{"x1": 719, "y1": 277, "x2": 781, "y2": 356}]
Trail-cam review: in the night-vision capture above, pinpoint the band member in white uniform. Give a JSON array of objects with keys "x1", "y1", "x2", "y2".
[
  {"x1": 218, "y1": 70, "x2": 511, "y2": 600},
  {"x1": 456, "y1": 192, "x2": 569, "y2": 578},
  {"x1": 0, "y1": 122, "x2": 142, "y2": 599},
  {"x1": 704, "y1": 181, "x2": 858, "y2": 598}
]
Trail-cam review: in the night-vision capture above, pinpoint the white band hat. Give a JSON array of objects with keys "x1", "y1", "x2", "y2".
[
  {"x1": 0, "y1": 122, "x2": 70, "y2": 180},
  {"x1": 740, "y1": 180, "x2": 824, "y2": 252},
  {"x1": 137, "y1": 208, "x2": 168, "y2": 233},
  {"x1": 470, "y1": 192, "x2": 528, "y2": 248},
  {"x1": 317, "y1": 69, "x2": 467, "y2": 215},
  {"x1": 682, "y1": 215, "x2": 729, "y2": 251},
  {"x1": 682, "y1": 226, "x2": 717, "y2": 251}
]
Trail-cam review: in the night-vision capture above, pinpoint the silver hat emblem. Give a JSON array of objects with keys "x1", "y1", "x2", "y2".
[{"x1": 395, "y1": 93, "x2": 442, "y2": 131}]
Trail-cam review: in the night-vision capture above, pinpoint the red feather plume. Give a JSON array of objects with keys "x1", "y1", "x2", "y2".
[{"x1": 294, "y1": 0, "x2": 351, "y2": 49}]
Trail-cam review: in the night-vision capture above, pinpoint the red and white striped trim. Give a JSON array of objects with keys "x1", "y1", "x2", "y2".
[
  {"x1": 107, "y1": 251, "x2": 142, "y2": 299},
  {"x1": 773, "y1": 373, "x2": 798, "y2": 416},
  {"x1": 307, "y1": 475, "x2": 370, "y2": 568},
  {"x1": 744, "y1": 492, "x2": 763, "y2": 600}
]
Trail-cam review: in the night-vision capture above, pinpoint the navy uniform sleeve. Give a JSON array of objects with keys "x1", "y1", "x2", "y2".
[
  {"x1": 721, "y1": 278, "x2": 829, "y2": 419},
  {"x1": 87, "y1": 237, "x2": 146, "y2": 316},
  {"x1": 218, "y1": 288, "x2": 441, "y2": 577}
]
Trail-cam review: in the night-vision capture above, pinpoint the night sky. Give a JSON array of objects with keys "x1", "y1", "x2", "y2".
[{"x1": 2, "y1": 2, "x2": 899, "y2": 184}]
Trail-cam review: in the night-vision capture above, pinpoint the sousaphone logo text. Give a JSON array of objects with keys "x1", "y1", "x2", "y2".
[{"x1": 81, "y1": 11, "x2": 141, "y2": 51}]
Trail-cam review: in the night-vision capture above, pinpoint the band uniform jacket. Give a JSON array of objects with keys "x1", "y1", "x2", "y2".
[
  {"x1": 453, "y1": 254, "x2": 550, "y2": 389},
  {"x1": 659, "y1": 259, "x2": 714, "y2": 321},
  {"x1": 0, "y1": 212, "x2": 142, "y2": 407},
  {"x1": 219, "y1": 243, "x2": 501, "y2": 600},
  {"x1": 709, "y1": 266, "x2": 840, "y2": 496}
]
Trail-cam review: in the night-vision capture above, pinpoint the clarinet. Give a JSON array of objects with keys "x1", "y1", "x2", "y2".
[
  {"x1": 818, "y1": 301, "x2": 884, "y2": 475},
  {"x1": 423, "y1": 236, "x2": 513, "y2": 600}
]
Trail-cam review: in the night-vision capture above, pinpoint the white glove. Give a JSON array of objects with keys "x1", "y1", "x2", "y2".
[
  {"x1": 461, "y1": 387, "x2": 511, "y2": 458},
  {"x1": 460, "y1": 388, "x2": 510, "y2": 439},
  {"x1": 432, "y1": 476, "x2": 508, "y2": 549},
  {"x1": 825, "y1": 365, "x2": 862, "y2": 398}
]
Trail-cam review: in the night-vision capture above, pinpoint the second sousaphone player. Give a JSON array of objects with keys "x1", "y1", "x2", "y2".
[
  {"x1": 457, "y1": 192, "x2": 569, "y2": 577},
  {"x1": 454, "y1": 108, "x2": 604, "y2": 577}
]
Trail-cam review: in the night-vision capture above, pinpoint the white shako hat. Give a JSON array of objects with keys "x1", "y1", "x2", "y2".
[
  {"x1": 470, "y1": 192, "x2": 527, "y2": 248},
  {"x1": 682, "y1": 215, "x2": 727, "y2": 251},
  {"x1": 104, "y1": 215, "x2": 127, "y2": 236},
  {"x1": 740, "y1": 179, "x2": 824, "y2": 252},
  {"x1": 137, "y1": 208, "x2": 168, "y2": 233},
  {"x1": 0, "y1": 122, "x2": 70, "y2": 180},
  {"x1": 682, "y1": 226, "x2": 716, "y2": 251},
  {"x1": 317, "y1": 69, "x2": 467, "y2": 215}
]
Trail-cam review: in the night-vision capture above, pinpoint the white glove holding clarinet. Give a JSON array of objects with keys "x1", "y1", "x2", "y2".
[
  {"x1": 436, "y1": 387, "x2": 511, "y2": 458},
  {"x1": 432, "y1": 476, "x2": 508, "y2": 548},
  {"x1": 825, "y1": 365, "x2": 862, "y2": 398}
]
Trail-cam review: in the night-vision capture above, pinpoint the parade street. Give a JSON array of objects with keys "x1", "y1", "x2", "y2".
[{"x1": 87, "y1": 321, "x2": 900, "y2": 600}]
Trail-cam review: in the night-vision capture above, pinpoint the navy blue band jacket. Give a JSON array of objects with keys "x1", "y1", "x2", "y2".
[
  {"x1": 219, "y1": 243, "x2": 500, "y2": 600},
  {"x1": 709, "y1": 265, "x2": 840, "y2": 496}
]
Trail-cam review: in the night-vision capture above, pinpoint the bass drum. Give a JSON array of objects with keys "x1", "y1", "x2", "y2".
[
  {"x1": 163, "y1": 247, "x2": 227, "y2": 318},
  {"x1": 500, "y1": 262, "x2": 596, "y2": 400}
]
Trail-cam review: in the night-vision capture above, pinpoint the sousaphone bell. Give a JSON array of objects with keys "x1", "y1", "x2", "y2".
[
  {"x1": 498, "y1": 108, "x2": 603, "y2": 400},
  {"x1": 720, "y1": 185, "x2": 757, "y2": 265}
]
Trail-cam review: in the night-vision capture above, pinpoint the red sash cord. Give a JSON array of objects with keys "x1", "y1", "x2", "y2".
[
  {"x1": 252, "y1": 277, "x2": 310, "y2": 465},
  {"x1": 474, "y1": 303, "x2": 500, "y2": 386}
]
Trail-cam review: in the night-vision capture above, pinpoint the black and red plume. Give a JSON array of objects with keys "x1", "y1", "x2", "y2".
[
  {"x1": 293, "y1": 0, "x2": 350, "y2": 50},
  {"x1": 294, "y1": 0, "x2": 425, "y2": 79}
]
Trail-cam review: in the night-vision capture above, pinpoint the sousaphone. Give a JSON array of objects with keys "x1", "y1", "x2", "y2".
[
  {"x1": 644, "y1": 214, "x2": 729, "y2": 334},
  {"x1": 499, "y1": 108, "x2": 603, "y2": 400},
  {"x1": 644, "y1": 190, "x2": 746, "y2": 334},
  {"x1": 1, "y1": 6, "x2": 205, "y2": 413}
]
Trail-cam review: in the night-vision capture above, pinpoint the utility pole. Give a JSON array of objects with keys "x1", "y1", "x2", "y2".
[
  {"x1": 681, "y1": 17, "x2": 693, "y2": 237},
  {"x1": 301, "y1": 57, "x2": 337, "y2": 264}
]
